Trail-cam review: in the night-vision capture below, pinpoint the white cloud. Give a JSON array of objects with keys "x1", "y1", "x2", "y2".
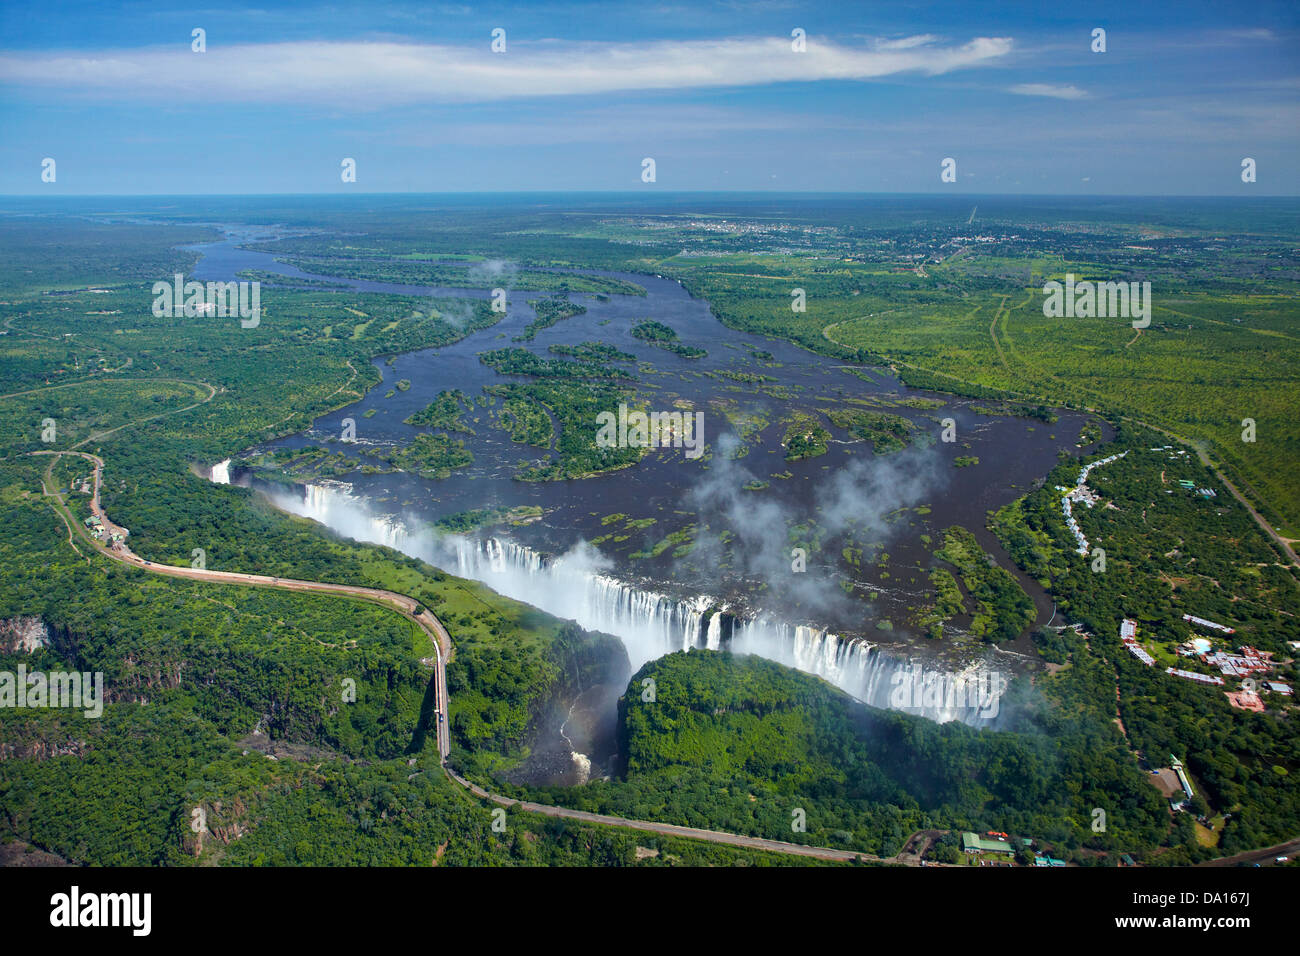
[
  {"x1": 874, "y1": 34, "x2": 942, "y2": 51},
  {"x1": 0, "y1": 35, "x2": 1013, "y2": 106},
  {"x1": 1008, "y1": 83, "x2": 1089, "y2": 100}
]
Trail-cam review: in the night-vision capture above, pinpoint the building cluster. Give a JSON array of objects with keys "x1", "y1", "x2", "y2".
[
  {"x1": 1220, "y1": 669, "x2": 1291, "y2": 713},
  {"x1": 82, "y1": 514, "x2": 125, "y2": 547},
  {"x1": 1059, "y1": 451, "x2": 1127, "y2": 557},
  {"x1": 1120, "y1": 617, "x2": 1295, "y2": 703},
  {"x1": 959, "y1": 831, "x2": 1076, "y2": 867},
  {"x1": 83, "y1": 515, "x2": 109, "y2": 541},
  {"x1": 1171, "y1": 617, "x2": 1292, "y2": 710},
  {"x1": 1203, "y1": 647, "x2": 1271, "y2": 678},
  {"x1": 1147, "y1": 447, "x2": 1219, "y2": 498}
]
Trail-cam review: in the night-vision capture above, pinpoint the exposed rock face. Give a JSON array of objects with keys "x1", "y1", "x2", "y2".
[
  {"x1": 119, "y1": 654, "x2": 185, "y2": 693},
  {"x1": 0, "y1": 841, "x2": 70, "y2": 867},
  {"x1": 181, "y1": 798, "x2": 253, "y2": 858},
  {"x1": 0, "y1": 736, "x2": 90, "y2": 762},
  {"x1": 0, "y1": 616, "x2": 50, "y2": 654}
]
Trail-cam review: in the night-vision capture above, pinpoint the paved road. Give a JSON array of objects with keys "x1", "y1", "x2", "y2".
[
  {"x1": 446, "y1": 770, "x2": 880, "y2": 863},
  {"x1": 1136, "y1": 421, "x2": 1300, "y2": 567},
  {"x1": 19, "y1": 368, "x2": 1300, "y2": 866},
  {"x1": 35, "y1": 448, "x2": 888, "y2": 861},
  {"x1": 35, "y1": 449, "x2": 1300, "y2": 868},
  {"x1": 817, "y1": 326, "x2": 1298, "y2": 571},
  {"x1": 1095, "y1": 412, "x2": 1291, "y2": 567},
  {"x1": 1199, "y1": 835, "x2": 1300, "y2": 867},
  {"x1": 36, "y1": 449, "x2": 452, "y2": 760}
]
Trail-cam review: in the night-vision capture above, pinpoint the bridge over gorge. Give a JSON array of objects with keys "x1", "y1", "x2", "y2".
[
  {"x1": 32, "y1": 447, "x2": 897, "y2": 861},
  {"x1": 29, "y1": 444, "x2": 1297, "y2": 867}
]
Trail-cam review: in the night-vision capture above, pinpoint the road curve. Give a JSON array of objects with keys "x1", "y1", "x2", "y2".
[
  {"x1": 1123, "y1": 417, "x2": 1299, "y2": 567},
  {"x1": 36, "y1": 449, "x2": 451, "y2": 759},
  {"x1": 33, "y1": 450, "x2": 1299, "y2": 867},
  {"x1": 818, "y1": 326, "x2": 1298, "y2": 570},
  {"x1": 36, "y1": 449, "x2": 884, "y2": 862}
]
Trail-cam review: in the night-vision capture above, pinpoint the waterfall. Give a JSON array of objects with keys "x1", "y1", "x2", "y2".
[
  {"x1": 270, "y1": 480, "x2": 413, "y2": 552},
  {"x1": 439, "y1": 533, "x2": 1004, "y2": 726},
  {"x1": 705, "y1": 611, "x2": 723, "y2": 651},
  {"x1": 210, "y1": 459, "x2": 231, "y2": 485},
  {"x1": 447, "y1": 536, "x2": 714, "y2": 668},
  {"x1": 238, "y1": 478, "x2": 1006, "y2": 726}
]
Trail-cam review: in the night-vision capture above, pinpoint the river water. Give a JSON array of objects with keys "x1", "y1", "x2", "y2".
[{"x1": 192, "y1": 224, "x2": 1108, "y2": 730}]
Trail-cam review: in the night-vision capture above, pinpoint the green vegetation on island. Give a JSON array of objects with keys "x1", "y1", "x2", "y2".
[
  {"x1": 515, "y1": 296, "x2": 587, "y2": 342},
  {"x1": 932, "y1": 526, "x2": 1035, "y2": 643},
  {"x1": 631, "y1": 320, "x2": 707, "y2": 359},
  {"x1": 404, "y1": 389, "x2": 474, "y2": 433}
]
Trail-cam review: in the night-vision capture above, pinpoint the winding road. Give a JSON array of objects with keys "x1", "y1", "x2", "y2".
[
  {"x1": 23, "y1": 379, "x2": 1294, "y2": 867},
  {"x1": 33, "y1": 445, "x2": 893, "y2": 864},
  {"x1": 36, "y1": 448, "x2": 451, "y2": 761},
  {"x1": 19, "y1": 377, "x2": 896, "y2": 862}
]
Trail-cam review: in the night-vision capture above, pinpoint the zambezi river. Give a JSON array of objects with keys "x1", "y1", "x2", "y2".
[{"x1": 193, "y1": 224, "x2": 1107, "y2": 732}]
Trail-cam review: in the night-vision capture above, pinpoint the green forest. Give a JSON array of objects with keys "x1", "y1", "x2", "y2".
[
  {"x1": 2, "y1": 202, "x2": 1297, "y2": 869},
  {"x1": 0, "y1": 220, "x2": 801, "y2": 866},
  {"x1": 495, "y1": 649, "x2": 1181, "y2": 860}
]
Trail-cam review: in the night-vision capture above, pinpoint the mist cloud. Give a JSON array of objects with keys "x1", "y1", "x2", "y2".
[{"x1": 683, "y1": 433, "x2": 944, "y2": 622}]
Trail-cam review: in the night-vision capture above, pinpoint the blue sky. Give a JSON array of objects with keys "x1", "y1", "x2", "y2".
[{"x1": 0, "y1": 0, "x2": 1297, "y2": 195}]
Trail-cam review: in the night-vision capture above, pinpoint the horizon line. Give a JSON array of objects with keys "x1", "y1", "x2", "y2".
[{"x1": 1, "y1": 190, "x2": 1296, "y2": 200}]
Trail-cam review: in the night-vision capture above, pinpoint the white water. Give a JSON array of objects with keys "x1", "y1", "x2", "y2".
[
  {"x1": 248, "y1": 476, "x2": 1005, "y2": 726},
  {"x1": 559, "y1": 699, "x2": 591, "y2": 785},
  {"x1": 210, "y1": 459, "x2": 231, "y2": 485},
  {"x1": 705, "y1": 611, "x2": 723, "y2": 651}
]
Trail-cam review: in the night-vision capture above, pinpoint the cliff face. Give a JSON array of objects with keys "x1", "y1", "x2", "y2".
[
  {"x1": 119, "y1": 654, "x2": 185, "y2": 696},
  {"x1": 179, "y1": 796, "x2": 255, "y2": 860},
  {"x1": 493, "y1": 623, "x2": 632, "y2": 788},
  {"x1": 0, "y1": 735, "x2": 90, "y2": 762},
  {"x1": 0, "y1": 617, "x2": 90, "y2": 762},
  {"x1": 0, "y1": 840, "x2": 70, "y2": 867},
  {"x1": 550, "y1": 622, "x2": 631, "y2": 696},
  {"x1": 0, "y1": 616, "x2": 50, "y2": 654}
]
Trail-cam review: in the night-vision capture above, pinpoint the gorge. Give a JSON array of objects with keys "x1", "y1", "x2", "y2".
[{"x1": 214, "y1": 467, "x2": 1013, "y2": 727}]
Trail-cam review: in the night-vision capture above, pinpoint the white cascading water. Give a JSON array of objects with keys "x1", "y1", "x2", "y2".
[
  {"x1": 705, "y1": 611, "x2": 723, "y2": 651},
  {"x1": 210, "y1": 459, "x2": 231, "y2": 485},
  {"x1": 442, "y1": 534, "x2": 1004, "y2": 725},
  {"x1": 289, "y1": 481, "x2": 409, "y2": 551},
  {"x1": 449, "y1": 536, "x2": 716, "y2": 668},
  {"x1": 236, "y1": 476, "x2": 1005, "y2": 726}
]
